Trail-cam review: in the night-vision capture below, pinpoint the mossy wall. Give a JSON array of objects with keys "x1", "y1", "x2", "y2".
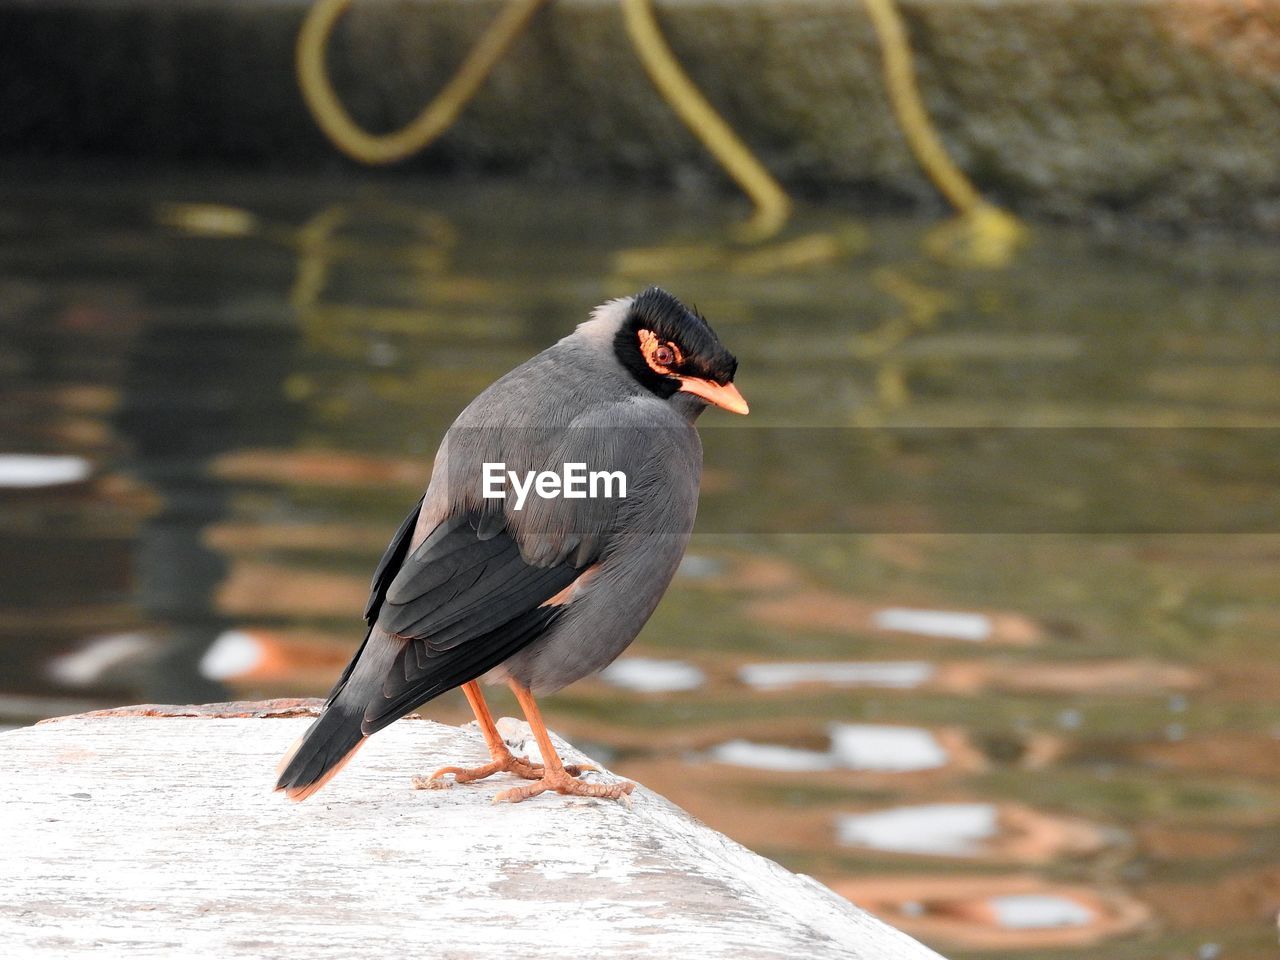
[{"x1": 2, "y1": 0, "x2": 1278, "y2": 227}]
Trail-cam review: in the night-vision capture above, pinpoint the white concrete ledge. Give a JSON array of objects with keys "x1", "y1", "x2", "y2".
[{"x1": 0, "y1": 700, "x2": 946, "y2": 960}]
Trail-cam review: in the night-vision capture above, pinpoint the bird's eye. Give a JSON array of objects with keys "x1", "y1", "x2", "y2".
[{"x1": 637, "y1": 329, "x2": 683, "y2": 375}]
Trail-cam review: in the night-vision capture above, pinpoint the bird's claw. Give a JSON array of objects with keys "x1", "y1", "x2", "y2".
[
  {"x1": 414, "y1": 758, "x2": 509, "y2": 789},
  {"x1": 492, "y1": 768, "x2": 635, "y2": 805},
  {"x1": 415, "y1": 749, "x2": 600, "y2": 791}
]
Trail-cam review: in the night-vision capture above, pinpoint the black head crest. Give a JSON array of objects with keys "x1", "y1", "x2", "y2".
[{"x1": 613, "y1": 287, "x2": 738, "y2": 398}]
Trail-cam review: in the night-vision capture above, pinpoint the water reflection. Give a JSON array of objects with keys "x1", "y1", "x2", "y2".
[
  {"x1": 838, "y1": 802, "x2": 1000, "y2": 856},
  {"x1": 1, "y1": 172, "x2": 1278, "y2": 958},
  {"x1": 113, "y1": 288, "x2": 302, "y2": 702},
  {"x1": 0, "y1": 454, "x2": 92, "y2": 488},
  {"x1": 598, "y1": 657, "x2": 707, "y2": 694}
]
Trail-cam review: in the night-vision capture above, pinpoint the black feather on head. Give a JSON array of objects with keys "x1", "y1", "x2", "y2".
[{"x1": 613, "y1": 287, "x2": 738, "y2": 399}]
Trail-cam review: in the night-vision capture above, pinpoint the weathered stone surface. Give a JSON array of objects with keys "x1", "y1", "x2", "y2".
[
  {"x1": 55, "y1": 697, "x2": 328, "y2": 720},
  {"x1": 0, "y1": 708, "x2": 946, "y2": 959},
  {"x1": 1, "y1": 0, "x2": 1278, "y2": 228}
]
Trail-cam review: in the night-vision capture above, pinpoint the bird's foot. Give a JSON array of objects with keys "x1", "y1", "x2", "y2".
[
  {"x1": 491, "y1": 767, "x2": 634, "y2": 805},
  {"x1": 414, "y1": 751, "x2": 594, "y2": 790}
]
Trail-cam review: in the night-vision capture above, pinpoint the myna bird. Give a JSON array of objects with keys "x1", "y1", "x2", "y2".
[{"x1": 275, "y1": 287, "x2": 747, "y2": 803}]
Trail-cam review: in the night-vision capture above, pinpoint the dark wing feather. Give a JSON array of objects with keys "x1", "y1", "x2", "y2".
[
  {"x1": 366, "y1": 605, "x2": 560, "y2": 731},
  {"x1": 364, "y1": 495, "x2": 423, "y2": 624},
  {"x1": 354, "y1": 509, "x2": 583, "y2": 734},
  {"x1": 379, "y1": 519, "x2": 580, "y2": 640},
  {"x1": 318, "y1": 496, "x2": 424, "y2": 705}
]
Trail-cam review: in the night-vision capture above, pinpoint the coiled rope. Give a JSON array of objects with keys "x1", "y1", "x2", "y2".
[
  {"x1": 861, "y1": 0, "x2": 1026, "y2": 266},
  {"x1": 296, "y1": 0, "x2": 1024, "y2": 259},
  {"x1": 296, "y1": 0, "x2": 787, "y2": 240},
  {"x1": 620, "y1": 0, "x2": 790, "y2": 242},
  {"x1": 296, "y1": 0, "x2": 550, "y2": 166}
]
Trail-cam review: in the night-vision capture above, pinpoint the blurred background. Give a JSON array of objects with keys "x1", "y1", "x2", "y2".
[{"x1": 2, "y1": 0, "x2": 1279, "y2": 957}]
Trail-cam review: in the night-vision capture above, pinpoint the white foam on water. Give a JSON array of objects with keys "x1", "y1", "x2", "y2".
[
  {"x1": 739, "y1": 661, "x2": 934, "y2": 691},
  {"x1": 0, "y1": 454, "x2": 91, "y2": 488},
  {"x1": 198, "y1": 630, "x2": 263, "y2": 681},
  {"x1": 829, "y1": 724, "x2": 950, "y2": 771},
  {"x1": 836, "y1": 803, "x2": 998, "y2": 856},
  {"x1": 987, "y1": 894, "x2": 1094, "y2": 929},
  {"x1": 599, "y1": 657, "x2": 706, "y2": 693},
  {"x1": 707, "y1": 739, "x2": 836, "y2": 772},
  {"x1": 47, "y1": 633, "x2": 152, "y2": 687},
  {"x1": 873, "y1": 607, "x2": 992, "y2": 641},
  {"x1": 675, "y1": 553, "x2": 723, "y2": 579}
]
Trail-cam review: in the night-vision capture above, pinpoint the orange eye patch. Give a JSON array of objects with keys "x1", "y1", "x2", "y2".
[{"x1": 638, "y1": 329, "x2": 683, "y2": 375}]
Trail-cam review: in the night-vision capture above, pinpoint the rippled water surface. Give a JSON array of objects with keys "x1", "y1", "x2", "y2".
[{"x1": 2, "y1": 168, "x2": 1279, "y2": 958}]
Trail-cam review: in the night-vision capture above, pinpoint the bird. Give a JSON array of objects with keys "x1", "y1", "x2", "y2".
[{"x1": 275, "y1": 287, "x2": 747, "y2": 803}]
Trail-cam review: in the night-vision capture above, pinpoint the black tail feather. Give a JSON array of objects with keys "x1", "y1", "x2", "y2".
[{"x1": 275, "y1": 705, "x2": 366, "y2": 801}]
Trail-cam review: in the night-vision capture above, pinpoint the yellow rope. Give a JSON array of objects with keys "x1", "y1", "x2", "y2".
[
  {"x1": 861, "y1": 0, "x2": 1026, "y2": 267},
  {"x1": 862, "y1": 0, "x2": 976, "y2": 213},
  {"x1": 294, "y1": 0, "x2": 1022, "y2": 260},
  {"x1": 296, "y1": 0, "x2": 550, "y2": 165},
  {"x1": 619, "y1": 0, "x2": 791, "y2": 242},
  {"x1": 297, "y1": 0, "x2": 790, "y2": 240}
]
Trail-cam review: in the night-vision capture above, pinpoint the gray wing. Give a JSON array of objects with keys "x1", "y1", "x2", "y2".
[{"x1": 355, "y1": 512, "x2": 580, "y2": 730}]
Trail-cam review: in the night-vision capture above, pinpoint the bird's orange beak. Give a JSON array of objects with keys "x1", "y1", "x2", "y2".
[{"x1": 678, "y1": 377, "x2": 749, "y2": 415}]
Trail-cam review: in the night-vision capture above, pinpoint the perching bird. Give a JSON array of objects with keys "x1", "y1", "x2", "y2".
[{"x1": 276, "y1": 287, "x2": 747, "y2": 803}]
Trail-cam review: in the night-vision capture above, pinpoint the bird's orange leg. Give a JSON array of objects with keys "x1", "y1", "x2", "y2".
[
  {"x1": 492, "y1": 680, "x2": 634, "y2": 804},
  {"x1": 413, "y1": 681, "x2": 589, "y2": 789}
]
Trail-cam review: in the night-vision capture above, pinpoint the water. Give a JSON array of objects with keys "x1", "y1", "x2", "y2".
[
  {"x1": 2, "y1": 166, "x2": 1279, "y2": 957},
  {"x1": 837, "y1": 803, "x2": 999, "y2": 856}
]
